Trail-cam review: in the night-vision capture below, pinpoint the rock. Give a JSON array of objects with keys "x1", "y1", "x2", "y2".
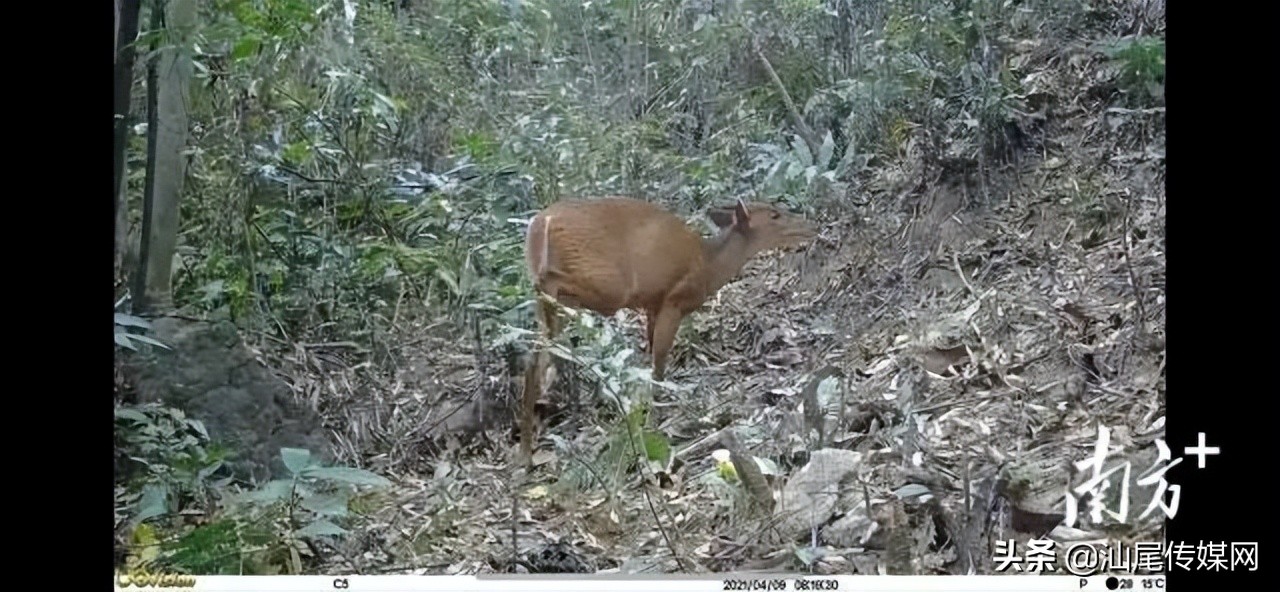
[
  {"x1": 123, "y1": 316, "x2": 331, "y2": 481},
  {"x1": 777, "y1": 449, "x2": 864, "y2": 536}
]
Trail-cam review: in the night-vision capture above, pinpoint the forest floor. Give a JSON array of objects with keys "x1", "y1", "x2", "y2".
[{"x1": 268, "y1": 30, "x2": 1165, "y2": 577}]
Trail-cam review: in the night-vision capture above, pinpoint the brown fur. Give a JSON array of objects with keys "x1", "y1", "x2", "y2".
[{"x1": 519, "y1": 196, "x2": 816, "y2": 460}]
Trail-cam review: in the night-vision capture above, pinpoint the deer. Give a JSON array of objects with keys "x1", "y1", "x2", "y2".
[{"x1": 518, "y1": 196, "x2": 817, "y2": 460}]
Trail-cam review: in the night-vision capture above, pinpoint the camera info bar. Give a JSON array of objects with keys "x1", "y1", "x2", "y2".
[{"x1": 113, "y1": 574, "x2": 1163, "y2": 591}]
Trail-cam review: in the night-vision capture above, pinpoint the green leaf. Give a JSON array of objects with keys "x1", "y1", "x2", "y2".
[
  {"x1": 624, "y1": 405, "x2": 647, "y2": 432},
  {"x1": 893, "y1": 483, "x2": 933, "y2": 500},
  {"x1": 115, "y1": 333, "x2": 138, "y2": 350},
  {"x1": 186, "y1": 418, "x2": 211, "y2": 440},
  {"x1": 115, "y1": 408, "x2": 149, "y2": 423},
  {"x1": 114, "y1": 313, "x2": 152, "y2": 329},
  {"x1": 816, "y1": 375, "x2": 840, "y2": 407},
  {"x1": 237, "y1": 479, "x2": 295, "y2": 504},
  {"x1": 785, "y1": 160, "x2": 804, "y2": 180},
  {"x1": 295, "y1": 519, "x2": 348, "y2": 539},
  {"x1": 752, "y1": 456, "x2": 783, "y2": 476},
  {"x1": 280, "y1": 448, "x2": 313, "y2": 474},
  {"x1": 795, "y1": 546, "x2": 823, "y2": 566},
  {"x1": 792, "y1": 134, "x2": 813, "y2": 167},
  {"x1": 133, "y1": 483, "x2": 169, "y2": 524},
  {"x1": 641, "y1": 430, "x2": 671, "y2": 465},
  {"x1": 282, "y1": 141, "x2": 311, "y2": 166},
  {"x1": 301, "y1": 466, "x2": 392, "y2": 487},
  {"x1": 131, "y1": 29, "x2": 165, "y2": 51},
  {"x1": 436, "y1": 268, "x2": 460, "y2": 296},
  {"x1": 231, "y1": 35, "x2": 261, "y2": 61},
  {"x1": 372, "y1": 92, "x2": 397, "y2": 113},
  {"x1": 301, "y1": 493, "x2": 350, "y2": 517},
  {"x1": 834, "y1": 136, "x2": 862, "y2": 178},
  {"x1": 197, "y1": 460, "x2": 226, "y2": 480},
  {"x1": 817, "y1": 131, "x2": 835, "y2": 170},
  {"x1": 123, "y1": 334, "x2": 172, "y2": 350}
]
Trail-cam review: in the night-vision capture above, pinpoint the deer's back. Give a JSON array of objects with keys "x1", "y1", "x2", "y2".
[{"x1": 527, "y1": 197, "x2": 707, "y2": 312}]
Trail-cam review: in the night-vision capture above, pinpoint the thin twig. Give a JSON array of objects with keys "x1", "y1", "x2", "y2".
[
  {"x1": 1121, "y1": 193, "x2": 1147, "y2": 333},
  {"x1": 748, "y1": 33, "x2": 821, "y2": 157},
  {"x1": 952, "y1": 252, "x2": 978, "y2": 299}
]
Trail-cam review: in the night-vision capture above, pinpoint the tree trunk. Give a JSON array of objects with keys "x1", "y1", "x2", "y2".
[
  {"x1": 133, "y1": 0, "x2": 197, "y2": 314},
  {"x1": 114, "y1": 0, "x2": 142, "y2": 275}
]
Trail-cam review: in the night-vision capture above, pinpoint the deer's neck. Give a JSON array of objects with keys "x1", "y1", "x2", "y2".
[{"x1": 701, "y1": 231, "x2": 755, "y2": 294}]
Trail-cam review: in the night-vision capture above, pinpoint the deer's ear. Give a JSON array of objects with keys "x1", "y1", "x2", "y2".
[
  {"x1": 731, "y1": 199, "x2": 751, "y2": 229},
  {"x1": 708, "y1": 208, "x2": 735, "y2": 228}
]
